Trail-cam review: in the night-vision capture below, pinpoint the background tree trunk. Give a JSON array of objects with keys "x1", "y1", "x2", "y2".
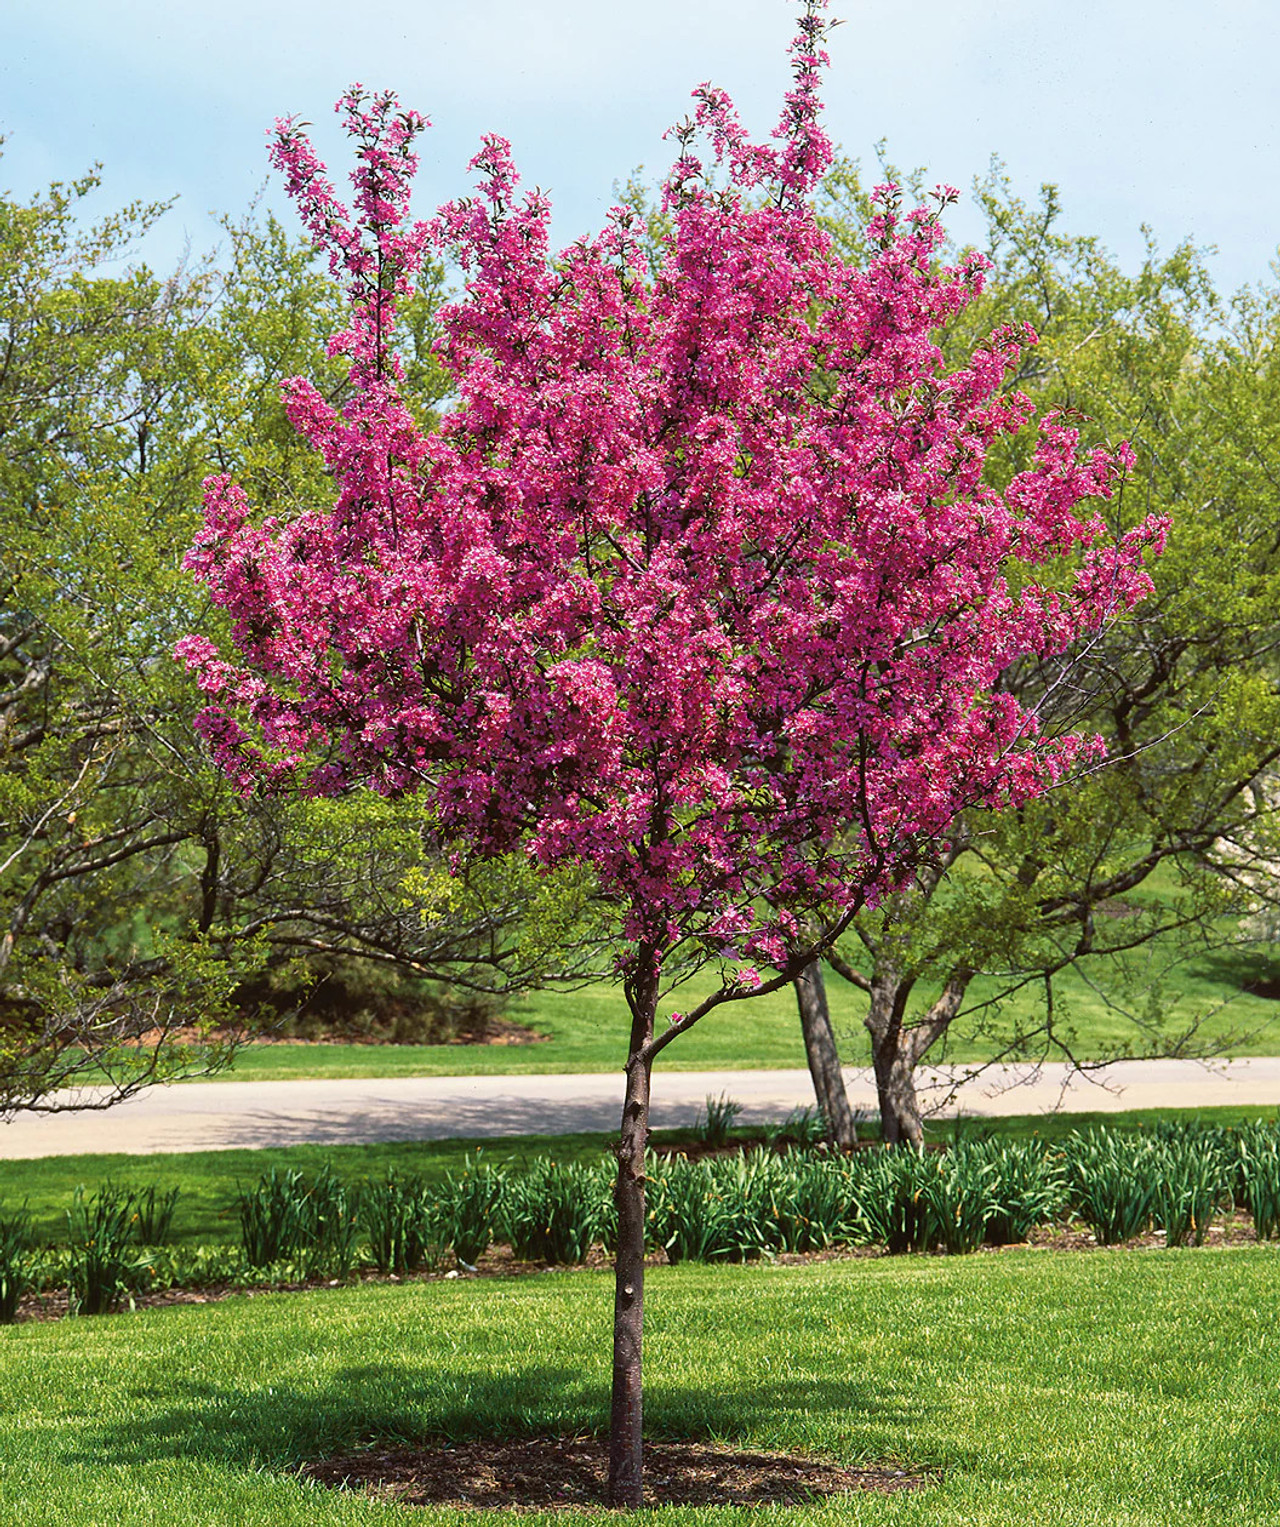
[
  {"x1": 868, "y1": 1025, "x2": 926, "y2": 1146},
  {"x1": 793, "y1": 960, "x2": 859, "y2": 1147},
  {"x1": 863, "y1": 961, "x2": 971, "y2": 1147}
]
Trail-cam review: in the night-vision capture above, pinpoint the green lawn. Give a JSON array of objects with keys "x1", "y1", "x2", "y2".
[
  {"x1": 1, "y1": 1244, "x2": 1278, "y2": 1523},
  {"x1": 198, "y1": 942, "x2": 1280, "y2": 1085},
  {"x1": 5, "y1": 1105, "x2": 1277, "y2": 1252}
]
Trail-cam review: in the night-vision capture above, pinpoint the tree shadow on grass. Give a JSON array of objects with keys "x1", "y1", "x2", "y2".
[
  {"x1": 62, "y1": 1363, "x2": 598, "y2": 1471},
  {"x1": 1197, "y1": 949, "x2": 1280, "y2": 1003},
  {"x1": 62, "y1": 1362, "x2": 924, "y2": 1475}
]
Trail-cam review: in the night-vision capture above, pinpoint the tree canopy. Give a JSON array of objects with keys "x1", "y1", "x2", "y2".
[
  {"x1": 178, "y1": 6, "x2": 1162, "y2": 1501},
  {"x1": 807, "y1": 162, "x2": 1280, "y2": 1142}
]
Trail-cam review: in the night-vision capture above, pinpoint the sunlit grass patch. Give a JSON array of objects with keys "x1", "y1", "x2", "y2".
[{"x1": 1, "y1": 1247, "x2": 1278, "y2": 1523}]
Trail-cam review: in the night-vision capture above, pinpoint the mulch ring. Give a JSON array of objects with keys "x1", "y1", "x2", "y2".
[{"x1": 298, "y1": 1437, "x2": 929, "y2": 1510}]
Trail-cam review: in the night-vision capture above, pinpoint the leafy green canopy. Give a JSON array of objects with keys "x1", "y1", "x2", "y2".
[{"x1": 0, "y1": 163, "x2": 594, "y2": 1113}]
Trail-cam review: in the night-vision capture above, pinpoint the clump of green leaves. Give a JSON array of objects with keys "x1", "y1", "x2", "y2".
[
  {"x1": 237, "y1": 1166, "x2": 359, "y2": 1279},
  {"x1": 1235, "y1": 1124, "x2": 1280, "y2": 1238},
  {"x1": 695, "y1": 1094, "x2": 743, "y2": 1148},
  {"x1": 130, "y1": 1184, "x2": 182, "y2": 1246},
  {"x1": 1150, "y1": 1131, "x2": 1233, "y2": 1247},
  {"x1": 438, "y1": 1158, "x2": 505, "y2": 1267},
  {"x1": 0, "y1": 1206, "x2": 34, "y2": 1323},
  {"x1": 65, "y1": 1187, "x2": 150, "y2": 1315},
  {"x1": 501, "y1": 1161, "x2": 609, "y2": 1264},
  {"x1": 649, "y1": 1155, "x2": 775, "y2": 1263},
  {"x1": 1065, "y1": 1132, "x2": 1159, "y2": 1245},
  {"x1": 360, "y1": 1170, "x2": 446, "y2": 1275},
  {"x1": 761, "y1": 1106, "x2": 832, "y2": 1150},
  {"x1": 971, "y1": 1139, "x2": 1067, "y2": 1246}
]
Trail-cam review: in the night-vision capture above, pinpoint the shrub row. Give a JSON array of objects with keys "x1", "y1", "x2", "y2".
[
  {"x1": 4, "y1": 1122, "x2": 1279, "y2": 1318},
  {"x1": 0, "y1": 1181, "x2": 181, "y2": 1319}
]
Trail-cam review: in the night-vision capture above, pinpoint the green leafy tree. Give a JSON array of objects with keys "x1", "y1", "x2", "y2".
[
  {"x1": 0, "y1": 164, "x2": 596, "y2": 1112},
  {"x1": 0, "y1": 166, "x2": 232, "y2": 1108},
  {"x1": 804, "y1": 163, "x2": 1280, "y2": 1143}
]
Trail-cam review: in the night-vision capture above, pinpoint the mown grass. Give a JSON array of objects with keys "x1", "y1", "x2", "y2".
[
  {"x1": 1, "y1": 1245, "x2": 1278, "y2": 1523},
  {"x1": 205, "y1": 938, "x2": 1280, "y2": 1084},
  {"x1": 4, "y1": 1106, "x2": 1278, "y2": 1252}
]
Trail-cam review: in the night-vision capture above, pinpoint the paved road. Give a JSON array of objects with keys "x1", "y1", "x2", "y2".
[{"x1": 2, "y1": 1057, "x2": 1279, "y2": 1159}]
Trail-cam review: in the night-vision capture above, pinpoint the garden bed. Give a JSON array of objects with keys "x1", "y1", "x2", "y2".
[
  {"x1": 297, "y1": 1437, "x2": 928, "y2": 1509},
  {"x1": 6, "y1": 1119, "x2": 1280, "y2": 1322},
  {"x1": 9, "y1": 1208, "x2": 1270, "y2": 1325}
]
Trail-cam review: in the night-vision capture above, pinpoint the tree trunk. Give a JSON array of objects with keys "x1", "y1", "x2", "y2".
[
  {"x1": 608, "y1": 964, "x2": 657, "y2": 1508},
  {"x1": 863, "y1": 960, "x2": 971, "y2": 1148},
  {"x1": 870, "y1": 1030, "x2": 925, "y2": 1147},
  {"x1": 793, "y1": 960, "x2": 859, "y2": 1148}
]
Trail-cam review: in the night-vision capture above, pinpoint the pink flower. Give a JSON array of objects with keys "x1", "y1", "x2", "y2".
[{"x1": 180, "y1": 0, "x2": 1159, "y2": 993}]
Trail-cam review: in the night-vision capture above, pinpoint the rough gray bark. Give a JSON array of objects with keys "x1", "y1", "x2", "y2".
[
  {"x1": 793, "y1": 960, "x2": 859, "y2": 1148},
  {"x1": 822, "y1": 848, "x2": 980, "y2": 1147},
  {"x1": 862, "y1": 961, "x2": 971, "y2": 1146}
]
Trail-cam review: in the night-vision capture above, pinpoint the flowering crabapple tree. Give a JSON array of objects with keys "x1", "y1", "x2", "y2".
[{"x1": 177, "y1": 0, "x2": 1163, "y2": 1504}]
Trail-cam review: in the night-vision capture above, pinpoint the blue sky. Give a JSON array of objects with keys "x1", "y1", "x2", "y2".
[{"x1": 2, "y1": 0, "x2": 1277, "y2": 295}]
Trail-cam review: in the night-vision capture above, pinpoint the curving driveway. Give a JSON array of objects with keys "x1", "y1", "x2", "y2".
[{"x1": 2, "y1": 1057, "x2": 1279, "y2": 1159}]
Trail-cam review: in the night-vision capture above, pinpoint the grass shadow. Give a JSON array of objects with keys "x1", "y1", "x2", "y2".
[
  {"x1": 1197, "y1": 949, "x2": 1280, "y2": 1002},
  {"x1": 64, "y1": 1361, "x2": 922, "y2": 1475},
  {"x1": 62, "y1": 1362, "x2": 601, "y2": 1470}
]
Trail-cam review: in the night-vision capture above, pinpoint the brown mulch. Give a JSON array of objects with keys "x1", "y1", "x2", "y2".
[
  {"x1": 650, "y1": 1136, "x2": 950, "y2": 1163},
  {"x1": 650, "y1": 1137, "x2": 951, "y2": 1164},
  {"x1": 129, "y1": 1013, "x2": 549, "y2": 1049},
  {"x1": 298, "y1": 1436, "x2": 927, "y2": 1510},
  {"x1": 1021, "y1": 1209, "x2": 1259, "y2": 1253},
  {"x1": 11, "y1": 1243, "x2": 648, "y2": 1323},
  {"x1": 446, "y1": 1014, "x2": 550, "y2": 1047}
]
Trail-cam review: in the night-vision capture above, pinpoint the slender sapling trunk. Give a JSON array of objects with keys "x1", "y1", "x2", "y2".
[{"x1": 608, "y1": 958, "x2": 658, "y2": 1508}]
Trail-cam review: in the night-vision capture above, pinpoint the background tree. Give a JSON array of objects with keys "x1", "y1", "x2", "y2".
[
  {"x1": 0, "y1": 163, "x2": 590, "y2": 1113},
  {"x1": 0, "y1": 166, "x2": 234, "y2": 1109},
  {"x1": 181, "y1": 8, "x2": 1159, "y2": 1501},
  {"x1": 799, "y1": 163, "x2": 1280, "y2": 1143}
]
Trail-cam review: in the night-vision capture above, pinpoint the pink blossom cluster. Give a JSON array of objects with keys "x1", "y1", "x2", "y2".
[{"x1": 178, "y1": 0, "x2": 1163, "y2": 973}]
